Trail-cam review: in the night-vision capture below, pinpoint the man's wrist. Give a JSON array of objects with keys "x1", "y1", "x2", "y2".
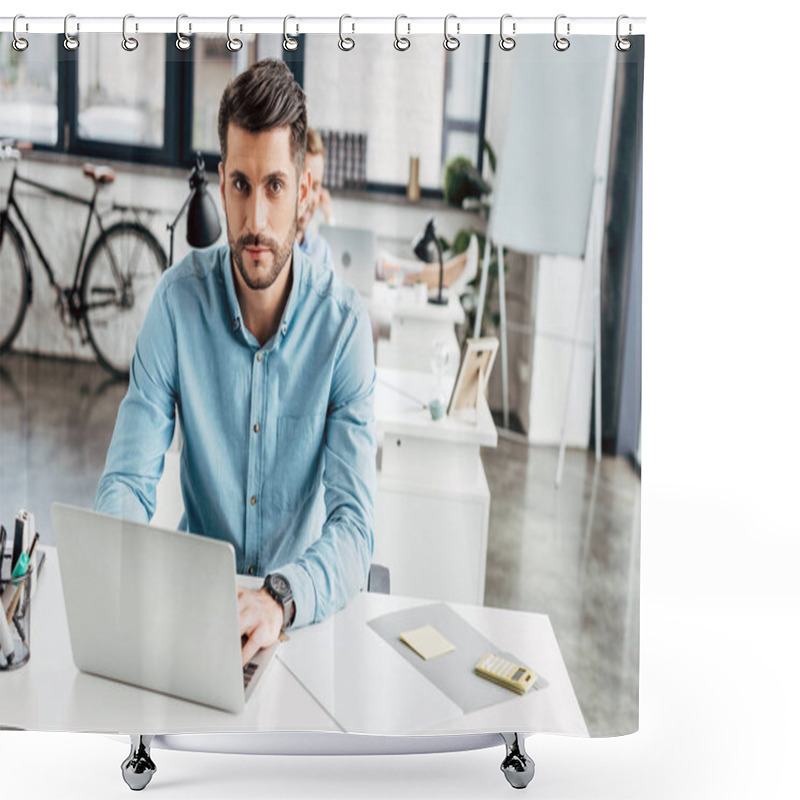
[{"x1": 262, "y1": 573, "x2": 295, "y2": 630}]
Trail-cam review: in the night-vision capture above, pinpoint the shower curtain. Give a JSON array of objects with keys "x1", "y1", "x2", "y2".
[{"x1": 0, "y1": 13, "x2": 644, "y2": 770}]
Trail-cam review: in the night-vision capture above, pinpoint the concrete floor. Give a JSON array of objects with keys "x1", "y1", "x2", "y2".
[{"x1": 0, "y1": 352, "x2": 639, "y2": 737}]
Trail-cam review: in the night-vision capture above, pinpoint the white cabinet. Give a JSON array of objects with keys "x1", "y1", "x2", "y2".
[{"x1": 374, "y1": 368, "x2": 497, "y2": 605}]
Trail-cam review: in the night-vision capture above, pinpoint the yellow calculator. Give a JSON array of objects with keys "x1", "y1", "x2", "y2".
[{"x1": 475, "y1": 653, "x2": 537, "y2": 694}]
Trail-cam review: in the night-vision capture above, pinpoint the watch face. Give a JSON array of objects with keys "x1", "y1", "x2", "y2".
[{"x1": 271, "y1": 575, "x2": 289, "y2": 596}]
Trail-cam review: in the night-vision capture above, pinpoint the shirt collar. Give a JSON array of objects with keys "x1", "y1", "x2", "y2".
[
  {"x1": 220, "y1": 241, "x2": 305, "y2": 342},
  {"x1": 280, "y1": 241, "x2": 304, "y2": 335},
  {"x1": 220, "y1": 244, "x2": 244, "y2": 334}
]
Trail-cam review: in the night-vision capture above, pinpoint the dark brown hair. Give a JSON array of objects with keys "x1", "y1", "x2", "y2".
[{"x1": 217, "y1": 58, "x2": 307, "y2": 175}]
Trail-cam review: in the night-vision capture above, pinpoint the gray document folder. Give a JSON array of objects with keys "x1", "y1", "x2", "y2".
[{"x1": 368, "y1": 603, "x2": 547, "y2": 714}]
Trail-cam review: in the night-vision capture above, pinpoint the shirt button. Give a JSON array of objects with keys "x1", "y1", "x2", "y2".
[
  {"x1": 233, "y1": 319, "x2": 240, "y2": 330},
  {"x1": 248, "y1": 566, "x2": 255, "y2": 575},
  {"x1": 253, "y1": 422, "x2": 260, "y2": 433},
  {"x1": 250, "y1": 495, "x2": 257, "y2": 506},
  {"x1": 256, "y1": 352, "x2": 263, "y2": 362}
]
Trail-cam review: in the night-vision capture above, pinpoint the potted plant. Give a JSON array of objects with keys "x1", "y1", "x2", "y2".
[{"x1": 439, "y1": 141, "x2": 505, "y2": 340}]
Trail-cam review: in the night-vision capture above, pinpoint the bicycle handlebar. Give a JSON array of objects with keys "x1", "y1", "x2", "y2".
[{"x1": 0, "y1": 140, "x2": 33, "y2": 161}]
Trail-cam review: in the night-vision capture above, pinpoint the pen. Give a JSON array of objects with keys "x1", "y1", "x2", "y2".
[
  {"x1": 5, "y1": 580, "x2": 24, "y2": 626},
  {"x1": 11, "y1": 532, "x2": 39, "y2": 579},
  {"x1": 0, "y1": 526, "x2": 16, "y2": 663},
  {"x1": 11, "y1": 515, "x2": 24, "y2": 574},
  {"x1": 28, "y1": 529, "x2": 40, "y2": 596},
  {"x1": 378, "y1": 378, "x2": 428, "y2": 409},
  {"x1": 25, "y1": 532, "x2": 39, "y2": 562},
  {"x1": 12, "y1": 615, "x2": 28, "y2": 650},
  {"x1": 0, "y1": 526, "x2": 7, "y2": 578},
  {"x1": 5, "y1": 534, "x2": 38, "y2": 626},
  {"x1": 11, "y1": 554, "x2": 29, "y2": 580},
  {"x1": 0, "y1": 581, "x2": 16, "y2": 614},
  {"x1": 0, "y1": 603, "x2": 15, "y2": 663}
]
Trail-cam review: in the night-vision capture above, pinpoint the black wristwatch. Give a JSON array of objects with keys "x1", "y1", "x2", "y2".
[{"x1": 262, "y1": 573, "x2": 295, "y2": 631}]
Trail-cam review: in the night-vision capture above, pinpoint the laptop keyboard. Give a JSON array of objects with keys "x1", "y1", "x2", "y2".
[{"x1": 243, "y1": 661, "x2": 258, "y2": 689}]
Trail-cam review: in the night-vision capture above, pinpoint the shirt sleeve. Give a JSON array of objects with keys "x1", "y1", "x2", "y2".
[
  {"x1": 94, "y1": 275, "x2": 178, "y2": 523},
  {"x1": 279, "y1": 303, "x2": 376, "y2": 628},
  {"x1": 321, "y1": 239, "x2": 336, "y2": 273}
]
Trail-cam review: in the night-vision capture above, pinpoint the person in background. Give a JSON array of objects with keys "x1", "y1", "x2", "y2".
[{"x1": 296, "y1": 127, "x2": 335, "y2": 271}]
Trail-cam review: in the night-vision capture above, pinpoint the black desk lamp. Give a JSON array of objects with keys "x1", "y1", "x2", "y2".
[
  {"x1": 167, "y1": 153, "x2": 222, "y2": 265},
  {"x1": 413, "y1": 217, "x2": 447, "y2": 306}
]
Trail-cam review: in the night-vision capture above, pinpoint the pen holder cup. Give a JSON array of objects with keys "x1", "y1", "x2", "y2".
[{"x1": 0, "y1": 557, "x2": 32, "y2": 671}]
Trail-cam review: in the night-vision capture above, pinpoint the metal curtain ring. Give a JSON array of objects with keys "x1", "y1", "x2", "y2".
[
  {"x1": 283, "y1": 15, "x2": 298, "y2": 51},
  {"x1": 338, "y1": 15, "x2": 355, "y2": 51},
  {"x1": 616, "y1": 14, "x2": 632, "y2": 51},
  {"x1": 175, "y1": 14, "x2": 191, "y2": 50},
  {"x1": 227, "y1": 15, "x2": 243, "y2": 52},
  {"x1": 63, "y1": 14, "x2": 79, "y2": 50},
  {"x1": 12, "y1": 15, "x2": 29, "y2": 51},
  {"x1": 553, "y1": 14, "x2": 570, "y2": 51},
  {"x1": 499, "y1": 14, "x2": 516, "y2": 51},
  {"x1": 121, "y1": 14, "x2": 139, "y2": 51},
  {"x1": 444, "y1": 14, "x2": 460, "y2": 51},
  {"x1": 394, "y1": 15, "x2": 410, "y2": 51}
]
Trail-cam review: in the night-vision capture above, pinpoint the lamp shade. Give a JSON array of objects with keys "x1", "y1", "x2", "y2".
[
  {"x1": 413, "y1": 218, "x2": 438, "y2": 262},
  {"x1": 412, "y1": 217, "x2": 447, "y2": 305},
  {"x1": 186, "y1": 186, "x2": 221, "y2": 248}
]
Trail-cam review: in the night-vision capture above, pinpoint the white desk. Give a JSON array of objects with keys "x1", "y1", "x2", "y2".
[
  {"x1": 368, "y1": 282, "x2": 464, "y2": 376},
  {"x1": 375, "y1": 369, "x2": 497, "y2": 605},
  {"x1": 0, "y1": 547, "x2": 587, "y2": 738}
]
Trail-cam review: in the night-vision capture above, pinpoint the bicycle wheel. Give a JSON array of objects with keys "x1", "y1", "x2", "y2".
[
  {"x1": 0, "y1": 216, "x2": 31, "y2": 354},
  {"x1": 82, "y1": 221, "x2": 166, "y2": 379}
]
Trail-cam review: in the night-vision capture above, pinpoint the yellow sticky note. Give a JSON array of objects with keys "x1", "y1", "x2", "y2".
[{"x1": 399, "y1": 625, "x2": 456, "y2": 660}]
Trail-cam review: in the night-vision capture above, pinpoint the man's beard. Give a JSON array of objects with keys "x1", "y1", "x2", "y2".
[{"x1": 228, "y1": 216, "x2": 297, "y2": 291}]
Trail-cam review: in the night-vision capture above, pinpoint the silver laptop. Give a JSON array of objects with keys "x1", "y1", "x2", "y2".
[
  {"x1": 51, "y1": 502, "x2": 276, "y2": 713},
  {"x1": 319, "y1": 224, "x2": 376, "y2": 297}
]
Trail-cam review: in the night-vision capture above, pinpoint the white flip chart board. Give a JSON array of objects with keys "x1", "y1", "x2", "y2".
[{"x1": 489, "y1": 36, "x2": 615, "y2": 258}]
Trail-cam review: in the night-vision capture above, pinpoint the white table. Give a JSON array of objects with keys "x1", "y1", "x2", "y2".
[
  {"x1": 0, "y1": 547, "x2": 587, "y2": 739},
  {"x1": 375, "y1": 368, "x2": 497, "y2": 605},
  {"x1": 368, "y1": 282, "x2": 464, "y2": 376}
]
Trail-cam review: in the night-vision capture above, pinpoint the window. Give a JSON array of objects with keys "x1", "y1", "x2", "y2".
[
  {"x1": 442, "y1": 35, "x2": 488, "y2": 168},
  {"x1": 191, "y1": 35, "x2": 283, "y2": 153},
  {"x1": 76, "y1": 34, "x2": 166, "y2": 148},
  {"x1": 0, "y1": 33, "x2": 59, "y2": 146},
  {"x1": 2, "y1": 34, "x2": 488, "y2": 198},
  {"x1": 302, "y1": 35, "x2": 488, "y2": 192}
]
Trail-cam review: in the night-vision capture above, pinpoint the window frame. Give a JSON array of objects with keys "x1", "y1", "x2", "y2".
[
  {"x1": 60, "y1": 35, "x2": 190, "y2": 167},
  {"x1": 442, "y1": 36, "x2": 491, "y2": 178},
  {"x1": 0, "y1": 33, "x2": 63, "y2": 152},
  {"x1": 182, "y1": 34, "x2": 306, "y2": 175},
  {"x1": 9, "y1": 34, "x2": 490, "y2": 199}
]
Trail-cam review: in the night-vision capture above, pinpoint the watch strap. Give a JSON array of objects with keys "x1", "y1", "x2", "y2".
[{"x1": 263, "y1": 573, "x2": 294, "y2": 631}]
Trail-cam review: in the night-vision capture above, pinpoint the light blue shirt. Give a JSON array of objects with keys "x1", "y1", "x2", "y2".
[
  {"x1": 95, "y1": 242, "x2": 377, "y2": 629},
  {"x1": 298, "y1": 228, "x2": 334, "y2": 272}
]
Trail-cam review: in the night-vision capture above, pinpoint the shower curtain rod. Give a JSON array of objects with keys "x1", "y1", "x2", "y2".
[{"x1": 0, "y1": 15, "x2": 646, "y2": 37}]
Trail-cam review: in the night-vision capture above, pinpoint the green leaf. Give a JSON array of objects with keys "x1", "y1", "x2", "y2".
[{"x1": 483, "y1": 139, "x2": 497, "y2": 175}]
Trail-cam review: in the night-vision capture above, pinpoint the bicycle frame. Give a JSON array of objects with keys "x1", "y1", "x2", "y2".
[
  {"x1": 1, "y1": 152, "x2": 167, "y2": 376},
  {"x1": 1, "y1": 165, "x2": 109, "y2": 306}
]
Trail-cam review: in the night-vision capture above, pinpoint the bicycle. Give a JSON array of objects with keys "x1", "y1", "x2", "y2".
[{"x1": 0, "y1": 141, "x2": 167, "y2": 379}]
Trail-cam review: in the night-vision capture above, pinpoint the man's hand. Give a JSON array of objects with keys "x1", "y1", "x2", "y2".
[
  {"x1": 238, "y1": 587, "x2": 283, "y2": 666},
  {"x1": 319, "y1": 188, "x2": 333, "y2": 223}
]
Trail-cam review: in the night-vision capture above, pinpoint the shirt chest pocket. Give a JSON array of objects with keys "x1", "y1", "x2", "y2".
[{"x1": 274, "y1": 413, "x2": 326, "y2": 511}]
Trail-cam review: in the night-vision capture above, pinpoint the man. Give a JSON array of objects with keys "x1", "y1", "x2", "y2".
[
  {"x1": 296, "y1": 127, "x2": 335, "y2": 271},
  {"x1": 95, "y1": 60, "x2": 376, "y2": 666}
]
